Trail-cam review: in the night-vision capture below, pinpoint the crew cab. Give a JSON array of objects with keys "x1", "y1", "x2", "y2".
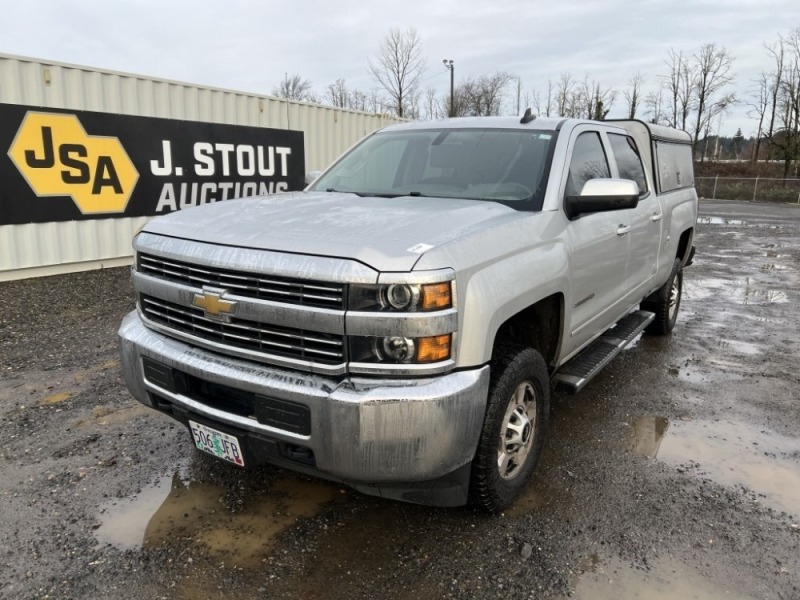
[{"x1": 119, "y1": 113, "x2": 697, "y2": 512}]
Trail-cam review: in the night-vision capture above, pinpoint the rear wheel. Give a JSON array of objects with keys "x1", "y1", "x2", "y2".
[
  {"x1": 643, "y1": 258, "x2": 683, "y2": 335},
  {"x1": 469, "y1": 346, "x2": 550, "y2": 513}
]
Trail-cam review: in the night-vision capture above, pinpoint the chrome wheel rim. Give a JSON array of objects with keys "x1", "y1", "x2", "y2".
[
  {"x1": 668, "y1": 274, "x2": 681, "y2": 321},
  {"x1": 497, "y1": 381, "x2": 537, "y2": 480}
]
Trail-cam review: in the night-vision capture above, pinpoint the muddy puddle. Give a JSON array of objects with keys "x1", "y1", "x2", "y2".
[
  {"x1": 630, "y1": 417, "x2": 800, "y2": 516},
  {"x1": 741, "y1": 286, "x2": 789, "y2": 305},
  {"x1": 569, "y1": 554, "x2": 752, "y2": 599},
  {"x1": 697, "y1": 216, "x2": 748, "y2": 226},
  {"x1": 761, "y1": 263, "x2": 790, "y2": 271},
  {"x1": 671, "y1": 367, "x2": 746, "y2": 386},
  {"x1": 684, "y1": 277, "x2": 790, "y2": 306},
  {"x1": 95, "y1": 468, "x2": 339, "y2": 566}
]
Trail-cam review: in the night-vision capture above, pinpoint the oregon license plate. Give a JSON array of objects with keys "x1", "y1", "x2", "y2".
[{"x1": 189, "y1": 420, "x2": 245, "y2": 466}]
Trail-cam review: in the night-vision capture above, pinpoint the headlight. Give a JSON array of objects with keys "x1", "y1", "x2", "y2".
[
  {"x1": 379, "y1": 336, "x2": 416, "y2": 361},
  {"x1": 350, "y1": 334, "x2": 451, "y2": 364},
  {"x1": 350, "y1": 282, "x2": 452, "y2": 312},
  {"x1": 384, "y1": 284, "x2": 418, "y2": 310}
]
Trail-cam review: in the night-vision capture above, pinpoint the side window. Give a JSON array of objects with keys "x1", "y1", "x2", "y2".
[
  {"x1": 565, "y1": 132, "x2": 610, "y2": 197},
  {"x1": 608, "y1": 134, "x2": 648, "y2": 194},
  {"x1": 654, "y1": 141, "x2": 694, "y2": 193}
]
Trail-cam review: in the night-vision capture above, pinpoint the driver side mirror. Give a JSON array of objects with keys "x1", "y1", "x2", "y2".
[{"x1": 565, "y1": 178, "x2": 639, "y2": 219}]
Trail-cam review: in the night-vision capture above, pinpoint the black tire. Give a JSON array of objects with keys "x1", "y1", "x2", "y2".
[
  {"x1": 469, "y1": 346, "x2": 550, "y2": 513},
  {"x1": 643, "y1": 258, "x2": 683, "y2": 335}
]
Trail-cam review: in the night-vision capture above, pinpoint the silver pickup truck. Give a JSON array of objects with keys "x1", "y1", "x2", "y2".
[{"x1": 119, "y1": 113, "x2": 697, "y2": 512}]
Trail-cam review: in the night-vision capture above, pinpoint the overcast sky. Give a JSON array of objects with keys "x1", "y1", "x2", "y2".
[{"x1": 2, "y1": 0, "x2": 799, "y2": 137}]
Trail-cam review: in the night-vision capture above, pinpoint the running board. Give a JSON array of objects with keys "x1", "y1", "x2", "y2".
[{"x1": 553, "y1": 310, "x2": 655, "y2": 394}]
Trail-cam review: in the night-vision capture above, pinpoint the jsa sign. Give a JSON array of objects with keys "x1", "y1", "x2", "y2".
[{"x1": 0, "y1": 103, "x2": 305, "y2": 225}]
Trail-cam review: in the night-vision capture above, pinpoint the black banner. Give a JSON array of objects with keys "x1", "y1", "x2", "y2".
[{"x1": 0, "y1": 103, "x2": 305, "y2": 226}]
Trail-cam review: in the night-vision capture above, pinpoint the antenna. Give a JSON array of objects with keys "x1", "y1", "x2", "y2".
[{"x1": 520, "y1": 108, "x2": 536, "y2": 124}]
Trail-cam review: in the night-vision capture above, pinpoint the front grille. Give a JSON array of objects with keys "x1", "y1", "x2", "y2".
[
  {"x1": 138, "y1": 253, "x2": 345, "y2": 310},
  {"x1": 140, "y1": 294, "x2": 345, "y2": 365}
]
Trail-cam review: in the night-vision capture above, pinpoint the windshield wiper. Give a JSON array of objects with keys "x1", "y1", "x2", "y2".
[
  {"x1": 325, "y1": 188, "x2": 373, "y2": 197},
  {"x1": 354, "y1": 192, "x2": 402, "y2": 198},
  {"x1": 325, "y1": 189, "x2": 426, "y2": 199}
]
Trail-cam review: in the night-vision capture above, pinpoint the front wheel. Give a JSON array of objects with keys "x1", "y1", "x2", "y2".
[
  {"x1": 469, "y1": 346, "x2": 550, "y2": 513},
  {"x1": 643, "y1": 258, "x2": 683, "y2": 335}
]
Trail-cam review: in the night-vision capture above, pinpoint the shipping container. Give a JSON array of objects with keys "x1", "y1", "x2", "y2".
[{"x1": 0, "y1": 53, "x2": 401, "y2": 280}]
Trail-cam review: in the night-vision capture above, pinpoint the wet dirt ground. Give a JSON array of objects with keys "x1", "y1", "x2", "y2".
[{"x1": 1, "y1": 199, "x2": 799, "y2": 599}]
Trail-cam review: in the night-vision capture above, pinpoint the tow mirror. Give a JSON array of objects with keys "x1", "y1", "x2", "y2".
[{"x1": 565, "y1": 178, "x2": 640, "y2": 219}]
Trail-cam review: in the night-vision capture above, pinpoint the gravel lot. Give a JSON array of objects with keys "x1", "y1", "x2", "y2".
[{"x1": 1, "y1": 199, "x2": 799, "y2": 599}]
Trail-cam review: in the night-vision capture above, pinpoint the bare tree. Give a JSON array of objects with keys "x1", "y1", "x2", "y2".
[
  {"x1": 764, "y1": 39, "x2": 786, "y2": 160},
  {"x1": 556, "y1": 72, "x2": 575, "y2": 116},
  {"x1": 450, "y1": 72, "x2": 513, "y2": 117},
  {"x1": 475, "y1": 71, "x2": 513, "y2": 115},
  {"x1": 423, "y1": 86, "x2": 442, "y2": 120},
  {"x1": 530, "y1": 90, "x2": 543, "y2": 117},
  {"x1": 692, "y1": 43, "x2": 736, "y2": 156},
  {"x1": 368, "y1": 27, "x2": 427, "y2": 118},
  {"x1": 583, "y1": 78, "x2": 616, "y2": 120},
  {"x1": 523, "y1": 90, "x2": 534, "y2": 114},
  {"x1": 367, "y1": 90, "x2": 385, "y2": 114},
  {"x1": 512, "y1": 76, "x2": 523, "y2": 115},
  {"x1": 272, "y1": 73, "x2": 315, "y2": 102},
  {"x1": 326, "y1": 79, "x2": 350, "y2": 108},
  {"x1": 747, "y1": 72, "x2": 771, "y2": 162},
  {"x1": 624, "y1": 73, "x2": 644, "y2": 119},
  {"x1": 350, "y1": 89, "x2": 369, "y2": 112},
  {"x1": 771, "y1": 28, "x2": 800, "y2": 177},
  {"x1": 544, "y1": 80, "x2": 554, "y2": 117},
  {"x1": 405, "y1": 89, "x2": 422, "y2": 120},
  {"x1": 645, "y1": 89, "x2": 666, "y2": 124},
  {"x1": 554, "y1": 76, "x2": 615, "y2": 119},
  {"x1": 662, "y1": 49, "x2": 695, "y2": 130},
  {"x1": 529, "y1": 82, "x2": 553, "y2": 117}
]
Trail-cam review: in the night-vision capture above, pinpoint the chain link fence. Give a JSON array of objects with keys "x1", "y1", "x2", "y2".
[{"x1": 696, "y1": 177, "x2": 800, "y2": 203}]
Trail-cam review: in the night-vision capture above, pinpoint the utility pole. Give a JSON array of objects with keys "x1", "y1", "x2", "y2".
[{"x1": 443, "y1": 59, "x2": 454, "y2": 117}]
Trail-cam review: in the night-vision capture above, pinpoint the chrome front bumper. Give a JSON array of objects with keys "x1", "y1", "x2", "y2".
[{"x1": 118, "y1": 311, "x2": 489, "y2": 484}]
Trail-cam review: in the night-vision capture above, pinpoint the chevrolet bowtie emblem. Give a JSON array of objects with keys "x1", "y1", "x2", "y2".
[{"x1": 192, "y1": 287, "x2": 237, "y2": 321}]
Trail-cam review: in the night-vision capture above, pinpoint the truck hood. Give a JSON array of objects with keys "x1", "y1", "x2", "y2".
[{"x1": 142, "y1": 191, "x2": 526, "y2": 272}]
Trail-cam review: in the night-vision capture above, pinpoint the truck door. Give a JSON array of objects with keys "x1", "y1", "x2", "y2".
[
  {"x1": 564, "y1": 129, "x2": 631, "y2": 355},
  {"x1": 607, "y1": 133, "x2": 662, "y2": 300}
]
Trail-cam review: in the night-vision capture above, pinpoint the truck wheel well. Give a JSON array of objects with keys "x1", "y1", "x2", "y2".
[
  {"x1": 493, "y1": 294, "x2": 563, "y2": 371},
  {"x1": 677, "y1": 228, "x2": 694, "y2": 263}
]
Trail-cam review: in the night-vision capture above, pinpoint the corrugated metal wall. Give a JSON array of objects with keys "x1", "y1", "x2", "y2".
[{"x1": 0, "y1": 53, "x2": 401, "y2": 280}]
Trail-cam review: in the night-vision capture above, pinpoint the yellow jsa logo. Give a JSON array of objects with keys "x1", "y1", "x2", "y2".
[{"x1": 8, "y1": 112, "x2": 139, "y2": 214}]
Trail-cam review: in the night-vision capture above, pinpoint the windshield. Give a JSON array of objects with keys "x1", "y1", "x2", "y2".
[{"x1": 309, "y1": 128, "x2": 557, "y2": 211}]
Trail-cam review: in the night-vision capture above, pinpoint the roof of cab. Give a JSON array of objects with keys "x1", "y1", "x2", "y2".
[
  {"x1": 378, "y1": 116, "x2": 692, "y2": 144},
  {"x1": 379, "y1": 115, "x2": 567, "y2": 132}
]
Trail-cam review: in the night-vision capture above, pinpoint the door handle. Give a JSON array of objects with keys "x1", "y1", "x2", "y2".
[
  {"x1": 616, "y1": 225, "x2": 631, "y2": 236},
  {"x1": 651, "y1": 214, "x2": 663, "y2": 222}
]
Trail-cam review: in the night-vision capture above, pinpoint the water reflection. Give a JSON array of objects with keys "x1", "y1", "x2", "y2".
[
  {"x1": 629, "y1": 418, "x2": 800, "y2": 516},
  {"x1": 697, "y1": 216, "x2": 747, "y2": 226},
  {"x1": 629, "y1": 416, "x2": 669, "y2": 458},
  {"x1": 95, "y1": 469, "x2": 338, "y2": 566}
]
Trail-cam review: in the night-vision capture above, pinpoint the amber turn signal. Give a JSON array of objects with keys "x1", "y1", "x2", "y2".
[
  {"x1": 416, "y1": 334, "x2": 451, "y2": 362},
  {"x1": 420, "y1": 282, "x2": 452, "y2": 310}
]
